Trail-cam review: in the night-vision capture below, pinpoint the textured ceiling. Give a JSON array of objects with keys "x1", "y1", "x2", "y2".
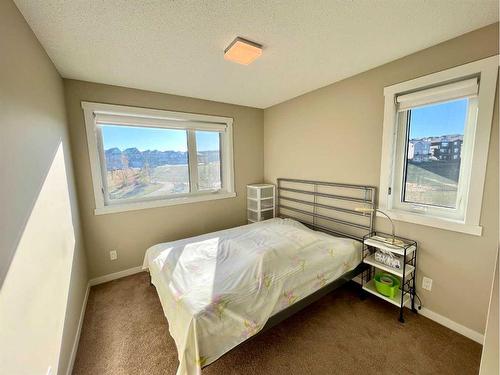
[{"x1": 14, "y1": 1, "x2": 499, "y2": 108}]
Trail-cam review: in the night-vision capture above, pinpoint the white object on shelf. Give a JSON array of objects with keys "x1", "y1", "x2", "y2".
[
  {"x1": 362, "y1": 279, "x2": 410, "y2": 307},
  {"x1": 363, "y1": 253, "x2": 415, "y2": 278},
  {"x1": 374, "y1": 250, "x2": 402, "y2": 269},
  {"x1": 364, "y1": 236, "x2": 416, "y2": 256},
  {"x1": 247, "y1": 184, "x2": 275, "y2": 223}
]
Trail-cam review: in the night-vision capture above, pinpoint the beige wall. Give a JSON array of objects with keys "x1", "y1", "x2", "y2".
[
  {"x1": 0, "y1": 1, "x2": 88, "y2": 374},
  {"x1": 64, "y1": 80, "x2": 264, "y2": 279},
  {"x1": 264, "y1": 23, "x2": 499, "y2": 334},
  {"x1": 479, "y1": 251, "x2": 499, "y2": 374}
]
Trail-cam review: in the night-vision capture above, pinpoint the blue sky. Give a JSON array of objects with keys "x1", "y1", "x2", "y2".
[
  {"x1": 409, "y1": 98, "x2": 467, "y2": 139},
  {"x1": 101, "y1": 99, "x2": 466, "y2": 150},
  {"x1": 101, "y1": 125, "x2": 220, "y2": 152}
]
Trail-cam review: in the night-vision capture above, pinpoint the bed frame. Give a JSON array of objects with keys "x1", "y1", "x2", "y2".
[
  {"x1": 204, "y1": 178, "x2": 377, "y2": 365},
  {"x1": 276, "y1": 178, "x2": 376, "y2": 241},
  {"x1": 259, "y1": 178, "x2": 376, "y2": 333}
]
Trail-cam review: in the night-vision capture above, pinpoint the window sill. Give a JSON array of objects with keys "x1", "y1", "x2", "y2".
[
  {"x1": 94, "y1": 192, "x2": 237, "y2": 215},
  {"x1": 378, "y1": 210, "x2": 482, "y2": 236}
]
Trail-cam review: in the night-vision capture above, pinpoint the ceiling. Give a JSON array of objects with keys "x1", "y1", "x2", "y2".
[{"x1": 14, "y1": 1, "x2": 498, "y2": 109}]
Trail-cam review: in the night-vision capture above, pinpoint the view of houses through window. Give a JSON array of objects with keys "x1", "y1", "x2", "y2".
[
  {"x1": 403, "y1": 98, "x2": 468, "y2": 208},
  {"x1": 101, "y1": 124, "x2": 222, "y2": 202}
]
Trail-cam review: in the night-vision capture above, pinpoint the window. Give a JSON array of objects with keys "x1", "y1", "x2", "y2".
[
  {"x1": 82, "y1": 102, "x2": 235, "y2": 214},
  {"x1": 398, "y1": 98, "x2": 470, "y2": 210},
  {"x1": 195, "y1": 131, "x2": 222, "y2": 191},
  {"x1": 379, "y1": 56, "x2": 498, "y2": 235},
  {"x1": 102, "y1": 125, "x2": 190, "y2": 201}
]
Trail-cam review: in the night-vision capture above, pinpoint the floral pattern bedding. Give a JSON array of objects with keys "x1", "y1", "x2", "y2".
[{"x1": 143, "y1": 218, "x2": 361, "y2": 375}]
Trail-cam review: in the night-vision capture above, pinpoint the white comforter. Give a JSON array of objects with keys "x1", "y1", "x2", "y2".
[{"x1": 143, "y1": 218, "x2": 361, "y2": 375}]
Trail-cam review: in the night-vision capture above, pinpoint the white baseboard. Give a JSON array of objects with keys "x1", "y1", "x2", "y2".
[
  {"x1": 351, "y1": 276, "x2": 483, "y2": 343},
  {"x1": 88, "y1": 265, "x2": 144, "y2": 286},
  {"x1": 419, "y1": 307, "x2": 484, "y2": 344},
  {"x1": 355, "y1": 275, "x2": 483, "y2": 344},
  {"x1": 66, "y1": 284, "x2": 90, "y2": 375}
]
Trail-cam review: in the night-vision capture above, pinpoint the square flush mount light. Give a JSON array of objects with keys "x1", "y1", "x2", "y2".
[{"x1": 224, "y1": 37, "x2": 262, "y2": 65}]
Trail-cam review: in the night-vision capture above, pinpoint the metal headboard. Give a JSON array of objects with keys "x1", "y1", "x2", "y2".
[{"x1": 277, "y1": 178, "x2": 376, "y2": 241}]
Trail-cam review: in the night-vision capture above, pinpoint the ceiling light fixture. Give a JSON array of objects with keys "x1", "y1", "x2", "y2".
[{"x1": 224, "y1": 37, "x2": 262, "y2": 65}]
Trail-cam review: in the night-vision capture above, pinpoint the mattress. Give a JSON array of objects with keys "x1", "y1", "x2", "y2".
[{"x1": 143, "y1": 218, "x2": 362, "y2": 375}]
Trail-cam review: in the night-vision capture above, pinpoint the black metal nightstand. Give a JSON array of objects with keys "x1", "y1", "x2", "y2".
[{"x1": 361, "y1": 232, "x2": 418, "y2": 323}]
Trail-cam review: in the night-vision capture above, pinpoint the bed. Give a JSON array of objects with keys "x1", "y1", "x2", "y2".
[{"x1": 143, "y1": 179, "x2": 376, "y2": 375}]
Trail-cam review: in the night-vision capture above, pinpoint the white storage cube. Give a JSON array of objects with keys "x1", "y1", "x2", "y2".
[
  {"x1": 247, "y1": 186, "x2": 259, "y2": 199},
  {"x1": 247, "y1": 209, "x2": 274, "y2": 223},
  {"x1": 247, "y1": 184, "x2": 275, "y2": 223},
  {"x1": 247, "y1": 198, "x2": 274, "y2": 211},
  {"x1": 260, "y1": 210, "x2": 274, "y2": 220},
  {"x1": 247, "y1": 199, "x2": 259, "y2": 211},
  {"x1": 260, "y1": 186, "x2": 274, "y2": 199},
  {"x1": 247, "y1": 210, "x2": 259, "y2": 222}
]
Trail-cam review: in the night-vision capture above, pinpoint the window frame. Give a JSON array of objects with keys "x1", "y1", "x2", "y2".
[
  {"x1": 392, "y1": 97, "x2": 477, "y2": 219},
  {"x1": 379, "y1": 55, "x2": 498, "y2": 236},
  {"x1": 82, "y1": 102, "x2": 236, "y2": 215}
]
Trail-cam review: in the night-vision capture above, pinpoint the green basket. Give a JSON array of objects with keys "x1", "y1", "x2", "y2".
[{"x1": 374, "y1": 272, "x2": 400, "y2": 299}]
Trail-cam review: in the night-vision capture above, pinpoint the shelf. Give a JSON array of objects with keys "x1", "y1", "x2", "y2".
[
  {"x1": 363, "y1": 279, "x2": 410, "y2": 307},
  {"x1": 247, "y1": 197, "x2": 274, "y2": 201},
  {"x1": 247, "y1": 184, "x2": 275, "y2": 188},
  {"x1": 364, "y1": 236, "x2": 416, "y2": 256},
  {"x1": 247, "y1": 207, "x2": 274, "y2": 213},
  {"x1": 363, "y1": 254, "x2": 414, "y2": 278}
]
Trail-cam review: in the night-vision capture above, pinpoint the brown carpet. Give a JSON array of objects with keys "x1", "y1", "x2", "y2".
[{"x1": 73, "y1": 272, "x2": 481, "y2": 375}]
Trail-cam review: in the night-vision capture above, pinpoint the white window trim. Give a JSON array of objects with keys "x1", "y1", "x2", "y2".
[
  {"x1": 82, "y1": 101, "x2": 236, "y2": 215},
  {"x1": 379, "y1": 55, "x2": 498, "y2": 236}
]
